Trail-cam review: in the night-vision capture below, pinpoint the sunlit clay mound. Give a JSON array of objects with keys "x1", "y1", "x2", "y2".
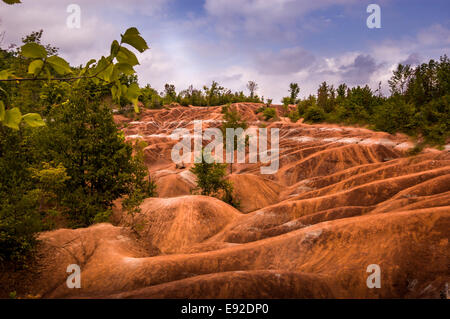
[{"x1": 21, "y1": 104, "x2": 450, "y2": 299}]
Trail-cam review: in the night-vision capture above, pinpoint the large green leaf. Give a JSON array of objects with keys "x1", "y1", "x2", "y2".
[
  {"x1": 28, "y1": 59, "x2": 44, "y2": 76},
  {"x1": 126, "y1": 82, "x2": 140, "y2": 100},
  {"x1": 2, "y1": 0, "x2": 22, "y2": 4},
  {"x1": 76, "y1": 59, "x2": 96, "y2": 85},
  {"x1": 126, "y1": 83, "x2": 141, "y2": 113},
  {"x1": 123, "y1": 27, "x2": 140, "y2": 37},
  {"x1": 110, "y1": 40, "x2": 120, "y2": 57},
  {"x1": 98, "y1": 63, "x2": 114, "y2": 82},
  {"x1": 85, "y1": 59, "x2": 97, "y2": 69},
  {"x1": 121, "y1": 28, "x2": 149, "y2": 53},
  {"x1": 114, "y1": 63, "x2": 135, "y2": 76},
  {"x1": 79, "y1": 59, "x2": 96, "y2": 76},
  {"x1": 111, "y1": 85, "x2": 119, "y2": 102},
  {"x1": 0, "y1": 70, "x2": 13, "y2": 80},
  {"x1": 46, "y1": 56, "x2": 72, "y2": 75},
  {"x1": 116, "y1": 46, "x2": 139, "y2": 66},
  {"x1": 94, "y1": 56, "x2": 109, "y2": 78},
  {"x1": 21, "y1": 43, "x2": 47, "y2": 59},
  {"x1": 3, "y1": 107, "x2": 22, "y2": 130},
  {"x1": 0, "y1": 100, "x2": 5, "y2": 121},
  {"x1": 22, "y1": 113, "x2": 45, "y2": 127}
]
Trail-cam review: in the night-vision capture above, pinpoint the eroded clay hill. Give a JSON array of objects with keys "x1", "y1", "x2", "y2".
[{"x1": 25, "y1": 103, "x2": 450, "y2": 298}]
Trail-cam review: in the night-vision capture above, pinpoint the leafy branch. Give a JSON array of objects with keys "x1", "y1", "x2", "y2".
[{"x1": 0, "y1": 25, "x2": 149, "y2": 129}]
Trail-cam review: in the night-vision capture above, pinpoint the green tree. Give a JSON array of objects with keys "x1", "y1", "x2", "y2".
[
  {"x1": 221, "y1": 104, "x2": 248, "y2": 173},
  {"x1": 374, "y1": 96, "x2": 416, "y2": 134},
  {"x1": 164, "y1": 83, "x2": 176, "y2": 104},
  {"x1": 0, "y1": 126, "x2": 41, "y2": 264},
  {"x1": 35, "y1": 89, "x2": 152, "y2": 227},
  {"x1": 388, "y1": 64, "x2": 412, "y2": 95},
  {"x1": 289, "y1": 82, "x2": 300, "y2": 104},
  {"x1": 122, "y1": 139, "x2": 157, "y2": 218},
  {"x1": 247, "y1": 81, "x2": 258, "y2": 99},
  {"x1": 190, "y1": 150, "x2": 237, "y2": 207}
]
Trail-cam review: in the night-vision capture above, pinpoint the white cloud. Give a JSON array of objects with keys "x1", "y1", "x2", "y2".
[
  {"x1": 0, "y1": 0, "x2": 171, "y2": 65},
  {"x1": 0, "y1": 1, "x2": 448, "y2": 103}
]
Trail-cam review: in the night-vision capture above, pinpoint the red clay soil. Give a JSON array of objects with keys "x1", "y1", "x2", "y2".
[{"x1": 7, "y1": 103, "x2": 449, "y2": 299}]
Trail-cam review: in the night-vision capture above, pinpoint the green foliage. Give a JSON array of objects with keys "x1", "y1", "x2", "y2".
[
  {"x1": 255, "y1": 100, "x2": 271, "y2": 114},
  {"x1": 29, "y1": 162, "x2": 70, "y2": 230},
  {"x1": 0, "y1": 27, "x2": 149, "y2": 130},
  {"x1": 262, "y1": 107, "x2": 277, "y2": 121},
  {"x1": 304, "y1": 105, "x2": 326, "y2": 123},
  {"x1": 289, "y1": 82, "x2": 300, "y2": 104},
  {"x1": 287, "y1": 109, "x2": 300, "y2": 123},
  {"x1": 407, "y1": 143, "x2": 425, "y2": 156},
  {"x1": 282, "y1": 96, "x2": 291, "y2": 107},
  {"x1": 121, "y1": 27, "x2": 150, "y2": 53},
  {"x1": 0, "y1": 126, "x2": 41, "y2": 264},
  {"x1": 247, "y1": 81, "x2": 258, "y2": 98},
  {"x1": 33, "y1": 90, "x2": 151, "y2": 227},
  {"x1": 255, "y1": 106, "x2": 265, "y2": 114},
  {"x1": 317, "y1": 81, "x2": 336, "y2": 113},
  {"x1": 0, "y1": 10, "x2": 152, "y2": 265},
  {"x1": 294, "y1": 56, "x2": 449, "y2": 145},
  {"x1": 122, "y1": 140, "x2": 158, "y2": 217},
  {"x1": 191, "y1": 160, "x2": 229, "y2": 196},
  {"x1": 139, "y1": 84, "x2": 163, "y2": 109},
  {"x1": 171, "y1": 81, "x2": 263, "y2": 107},
  {"x1": 2, "y1": 0, "x2": 21, "y2": 5},
  {"x1": 373, "y1": 96, "x2": 416, "y2": 134},
  {"x1": 92, "y1": 209, "x2": 113, "y2": 224},
  {"x1": 221, "y1": 104, "x2": 249, "y2": 173},
  {"x1": 190, "y1": 150, "x2": 237, "y2": 207},
  {"x1": 297, "y1": 95, "x2": 316, "y2": 117},
  {"x1": 221, "y1": 104, "x2": 248, "y2": 132}
]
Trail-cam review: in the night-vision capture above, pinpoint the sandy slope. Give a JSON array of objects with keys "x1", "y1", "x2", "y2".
[{"x1": 21, "y1": 103, "x2": 449, "y2": 299}]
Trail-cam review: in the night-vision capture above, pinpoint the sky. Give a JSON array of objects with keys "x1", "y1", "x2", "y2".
[{"x1": 1, "y1": 0, "x2": 449, "y2": 101}]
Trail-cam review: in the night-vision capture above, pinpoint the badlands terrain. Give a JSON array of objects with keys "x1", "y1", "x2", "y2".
[{"x1": 12, "y1": 103, "x2": 450, "y2": 298}]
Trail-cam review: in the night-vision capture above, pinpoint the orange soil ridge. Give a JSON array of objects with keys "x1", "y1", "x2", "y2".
[{"x1": 22, "y1": 103, "x2": 450, "y2": 298}]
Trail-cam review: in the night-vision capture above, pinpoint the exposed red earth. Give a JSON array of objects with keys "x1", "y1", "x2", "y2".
[{"x1": 14, "y1": 103, "x2": 450, "y2": 298}]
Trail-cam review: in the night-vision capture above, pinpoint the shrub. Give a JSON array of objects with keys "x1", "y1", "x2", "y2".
[
  {"x1": 374, "y1": 97, "x2": 416, "y2": 134},
  {"x1": 263, "y1": 107, "x2": 277, "y2": 120},
  {"x1": 190, "y1": 152, "x2": 233, "y2": 197},
  {"x1": 288, "y1": 109, "x2": 300, "y2": 123},
  {"x1": 255, "y1": 106, "x2": 266, "y2": 114},
  {"x1": 303, "y1": 105, "x2": 326, "y2": 123}
]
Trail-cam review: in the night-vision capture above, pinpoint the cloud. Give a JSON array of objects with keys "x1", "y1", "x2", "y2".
[
  {"x1": 0, "y1": 0, "x2": 448, "y2": 103},
  {"x1": 417, "y1": 24, "x2": 450, "y2": 47},
  {"x1": 399, "y1": 53, "x2": 421, "y2": 66},
  {"x1": 204, "y1": 0, "x2": 360, "y2": 20},
  {"x1": 255, "y1": 47, "x2": 315, "y2": 75},
  {"x1": 203, "y1": 0, "x2": 359, "y2": 39},
  {"x1": 0, "y1": 0, "x2": 171, "y2": 65},
  {"x1": 338, "y1": 54, "x2": 382, "y2": 85}
]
